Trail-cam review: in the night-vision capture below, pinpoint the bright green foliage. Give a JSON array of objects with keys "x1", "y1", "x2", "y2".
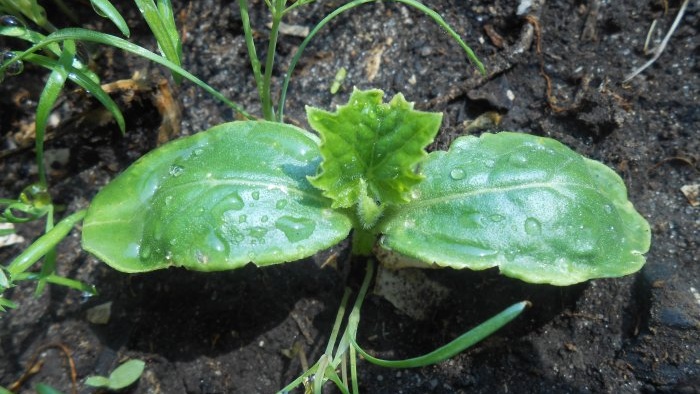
[
  {"x1": 90, "y1": 0, "x2": 130, "y2": 37},
  {"x1": 378, "y1": 132, "x2": 651, "y2": 285},
  {"x1": 307, "y1": 89, "x2": 442, "y2": 227},
  {"x1": 85, "y1": 359, "x2": 145, "y2": 390},
  {"x1": 82, "y1": 121, "x2": 352, "y2": 273},
  {"x1": 83, "y1": 90, "x2": 650, "y2": 286}
]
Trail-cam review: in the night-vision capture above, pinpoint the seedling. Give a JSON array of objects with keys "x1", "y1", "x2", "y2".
[
  {"x1": 0, "y1": 1, "x2": 651, "y2": 393},
  {"x1": 85, "y1": 359, "x2": 146, "y2": 391},
  {"x1": 81, "y1": 88, "x2": 650, "y2": 392}
]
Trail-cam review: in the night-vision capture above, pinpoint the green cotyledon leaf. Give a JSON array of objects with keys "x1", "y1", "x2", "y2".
[
  {"x1": 306, "y1": 88, "x2": 442, "y2": 227},
  {"x1": 82, "y1": 121, "x2": 352, "y2": 273},
  {"x1": 377, "y1": 132, "x2": 651, "y2": 285}
]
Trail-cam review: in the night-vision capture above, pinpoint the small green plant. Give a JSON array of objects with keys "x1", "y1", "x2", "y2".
[
  {"x1": 80, "y1": 88, "x2": 650, "y2": 392},
  {"x1": 85, "y1": 359, "x2": 146, "y2": 391},
  {"x1": 0, "y1": 1, "x2": 651, "y2": 393}
]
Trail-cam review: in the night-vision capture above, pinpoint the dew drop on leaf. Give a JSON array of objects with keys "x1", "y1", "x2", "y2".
[
  {"x1": 193, "y1": 148, "x2": 204, "y2": 156},
  {"x1": 509, "y1": 153, "x2": 528, "y2": 167},
  {"x1": 275, "y1": 216, "x2": 316, "y2": 243},
  {"x1": 168, "y1": 164, "x2": 184, "y2": 177},
  {"x1": 164, "y1": 195, "x2": 173, "y2": 206},
  {"x1": 2, "y1": 51, "x2": 23, "y2": 76},
  {"x1": 211, "y1": 192, "x2": 245, "y2": 216},
  {"x1": 238, "y1": 214, "x2": 247, "y2": 223},
  {"x1": 484, "y1": 159, "x2": 495, "y2": 168},
  {"x1": 450, "y1": 168, "x2": 466, "y2": 180},
  {"x1": 275, "y1": 199, "x2": 288, "y2": 210},
  {"x1": 0, "y1": 15, "x2": 24, "y2": 28},
  {"x1": 206, "y1": 232, "x2": 226, "y2": 253},
  {"x1": 251, "y1": 191, "x2": 260, "y2": 200},
  {"x1": 524, "y1": 217, "x2": 542, "y2": 235},
  {"x1": 249, "y1": 227, "x2": 268, "y2": 240},
  {"x1": 125, "y1": 243, "x2": 140, "y2": 259},
  {"x1": 489, "y1": 214, "x2": 505, "y2": 222},
  {"x1": 140, "y1": 244, "x2": 152, "y2": 259},
  {"x1": 261, "y1": 215, "x2": 269, "y2": 223},
  {"x1": 603, "y1": 204, "x2": 613, "y2": 214}
]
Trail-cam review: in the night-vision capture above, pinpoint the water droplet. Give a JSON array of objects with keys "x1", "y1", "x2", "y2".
[
  {"x1": 410, "y1": 189, "x2": 422, "y2": 200},
  {"x1": 206, "y1": 232, "x2": 226, "y2": 253},
  {"x1": 261, "y1": 215, "x2": 269, "y2": 223},
  {"x1": 251, "y1": 191, "x2": 260, "y2": 200},
  {"x1": 484, "y1": 159, "x2": 495, "y2": 168},
  {"x1": 603, "y1": 204, "x2": 613, "y2": 214},
  {"x1": 169, "y1": 238, "x2": 178, "y2": 246},
  {"x1": 169, "y1": 164, "x2": 184, "y2": 177},
  {"x1": 0, "y1": 15, "x2": 24, "y2": 28},
  {"x1": 140, "y1": 244, "x2": 152, "y2": 259},
  {"x1": 509, "y1": 153, "x2": 529, "y2": 167},
  {"x1": 165, "y1": 251, "x2": 173, "y2": 261},
  {"x1": 276, "y1": 199, "x2": 288, "y2": 209},
  {"x1": 524, "y1": 217, "x2": 542, "y2": 235},
  {"x1": 238, "y1": 214, "x2": 247, "y2": 223},
  {"x1": 212, "y1": 191, "x2": 245, "y2": 217},
  {"x1": 249, "y1": 227, "x2": 268, "y2": 240},
  {"x1": 164, "y1": 195, "x2": 173, "y2": 206},
  {"x1": 450, "y1": 168, "x2": 466, "y2": 180},
  {"x1": 195, "y1": 249, "x2": 209, "y2": 264},
  {"x1": 275, "y1": 216, "x2": 315, "y2": 243},
  {"x1": 125, "y1": 243, "x2": 140, "y2": 259},
  {"x1": 2, "y1": 51, "x2": 23, "y2": 76},
  {"x1": 489, "y1": 214, "x2": 505, "y2": 222}
]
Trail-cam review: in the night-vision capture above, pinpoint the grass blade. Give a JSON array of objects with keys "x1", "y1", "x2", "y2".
[
  {"x1": 134, "y1": 0, "x2": 182, "y2": 82},
  {"x1": 90, "y1": 0, "x2": 131, "y2": 37},
  {"x1": 2, "y1": 28, "x2": 253, "y2": 119},
  {"x1": 277, "y1": 0, "x2": 485, "y2": 121},
  {"x1": 26, "y1": 53, "x2": 126, "y2": 134},
  {"x1": 350, "y1": 301, "x2": 529, "y2": 368}
]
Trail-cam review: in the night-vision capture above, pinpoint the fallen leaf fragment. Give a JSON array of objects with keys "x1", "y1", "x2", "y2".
[{"x1": 681, "y1": 184, "x2": 699, "y2": 207}]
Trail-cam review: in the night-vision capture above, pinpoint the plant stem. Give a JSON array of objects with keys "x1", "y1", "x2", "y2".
[
  {"x1": 6, "y1": 209, "x2": 86, "y2": 277},
  {"x1": 261, "y1": 0, "x2": 286, "y2": 121},
  {"x1": 351, "y1": 228, "x2": 376, "y2": 256},
  {"x1": 238, "y1": 0, "x2": 265, "y2": 108}
]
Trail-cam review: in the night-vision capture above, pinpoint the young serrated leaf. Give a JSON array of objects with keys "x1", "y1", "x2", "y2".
[
  {"x1": 306, "y1": 88, "x2": 442, "y2": 226},
  {"x1": 83, "y1": 121, "x2": 352, "y2": 273},
  {"x1": 378, "y1": 132, "x2": 651, "y2": 286}
]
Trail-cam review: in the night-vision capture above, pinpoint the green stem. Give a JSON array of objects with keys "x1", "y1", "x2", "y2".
[
  {"x1": 238, "y1": 0, "x2": 265, "y2": 108},
  {"x1": 6, "y1": 209, "x2": 86, "y2": 277},
  {"x1": 261, "y1": 0, "x2": 285, "y2": 121},
  {"x1": 351, "y1": 228, "x2": 376, "y2": 256}
]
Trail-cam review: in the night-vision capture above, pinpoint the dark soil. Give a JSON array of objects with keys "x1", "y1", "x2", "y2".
[{"x1": 1, "y1": 0, "x2": 699, "y2": 393}]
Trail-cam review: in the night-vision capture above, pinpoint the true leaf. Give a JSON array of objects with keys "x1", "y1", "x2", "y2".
[
  {"x1": 82, "y1": 121, "x2": 352, "y2": 273},
  {"x1": 378, "y1": 132, "x2": 651, "y2": 285},
  {"x1": 307, "y1": 88, "x2": 442, "y2": 226}
]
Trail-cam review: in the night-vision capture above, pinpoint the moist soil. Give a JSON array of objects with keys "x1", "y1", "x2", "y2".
[{"x1": 1, "y1": 0, "x2": 699, "y2": 393}]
